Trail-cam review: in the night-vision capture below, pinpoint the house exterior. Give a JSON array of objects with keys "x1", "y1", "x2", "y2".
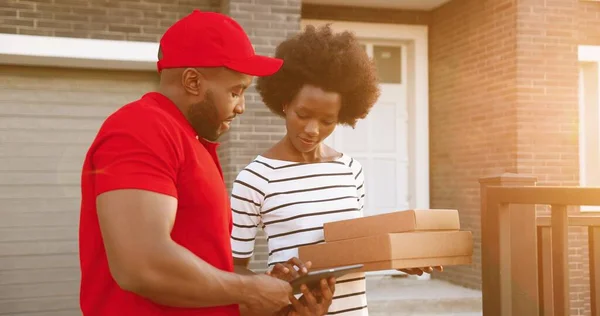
[{"x1": 1, "y1": 0, "x2": 599, "y2": 315}]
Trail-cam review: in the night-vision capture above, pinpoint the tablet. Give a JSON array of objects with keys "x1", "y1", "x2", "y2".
[{"x1": 289, "y1": 264, "x2": 364, "y2": 295}]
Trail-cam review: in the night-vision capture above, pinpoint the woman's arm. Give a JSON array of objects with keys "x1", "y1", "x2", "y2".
[
  {"x1": 230, "y1": 168, "x2": 265, "y2": 270},
  {"x1": 229, "y1": 167, "x2": 310, "y2": 280}
]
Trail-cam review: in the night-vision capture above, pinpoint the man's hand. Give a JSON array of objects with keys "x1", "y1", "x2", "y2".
[
  {"x1": 287, "y1": 277, "x2": 336, "y2": 316},
  {"x1": 267, "y1": 257, "x2": 312, "y2": 282},
  {"x1": 398, "y1": 266, "x2": 444, "y2": 276},
  {"x1": 241, "y1": 274, "x2": 293, "y2": 315}
]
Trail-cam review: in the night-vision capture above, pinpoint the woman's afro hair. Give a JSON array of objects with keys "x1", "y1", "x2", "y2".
[{"x1": 256, "y1": 24, "x2": 381, "y2": 128}]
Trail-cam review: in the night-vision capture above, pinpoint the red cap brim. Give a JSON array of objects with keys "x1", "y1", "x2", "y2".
[{"x1": 225, "y1": 55, "x2": 283, "y2": 77}]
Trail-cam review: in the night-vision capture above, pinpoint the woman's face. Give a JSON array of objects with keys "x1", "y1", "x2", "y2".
[{"x1": 284, "y1": 84, "x2": 342, "y2": 153}]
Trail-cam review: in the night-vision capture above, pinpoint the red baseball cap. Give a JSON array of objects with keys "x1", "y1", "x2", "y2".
[{"x1": 157, "y1": 10, "x2": 283, "y2": 76}]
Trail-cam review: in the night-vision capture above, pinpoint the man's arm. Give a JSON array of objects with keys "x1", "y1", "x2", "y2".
[
  {"x1": 89, "y1": 112, "x2": 292, "y2": 312},
  {"x1": 233, "y1": 258, "x2": 256, "y2": 276},
  {"x1": 97, "y1": 189, "x2": 257, "y2": 307}
]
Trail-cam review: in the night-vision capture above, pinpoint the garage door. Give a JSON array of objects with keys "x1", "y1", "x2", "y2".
[{"x1": 0, "y1": 65, "x2": 159, "y2": 315}]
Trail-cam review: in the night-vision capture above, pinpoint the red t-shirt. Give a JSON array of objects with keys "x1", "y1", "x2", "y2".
[{"x1": 79, "y1": 92, "x2": 239, "y2": 316}]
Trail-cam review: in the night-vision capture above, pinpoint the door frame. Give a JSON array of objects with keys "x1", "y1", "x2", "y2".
[
  {"x1": 578, "y1": 45, "x2": 600, "y2": 212},
  {"x1": 301, "y1": 19, "x2": 430, "y2": 212}
]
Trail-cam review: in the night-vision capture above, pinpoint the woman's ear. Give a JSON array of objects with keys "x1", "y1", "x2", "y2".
[{"x1": 282, "y1": 104, "x2": 289, "y2": 115}]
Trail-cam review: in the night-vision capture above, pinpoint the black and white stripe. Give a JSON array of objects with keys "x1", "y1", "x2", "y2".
[{"x1": 230, "y1": 154, "x2": 368, "y2": 316}]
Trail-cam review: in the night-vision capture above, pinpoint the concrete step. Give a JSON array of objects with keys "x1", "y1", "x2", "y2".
[{"x1": 365, "y1": 275, "x2": 482, "y2": 316}]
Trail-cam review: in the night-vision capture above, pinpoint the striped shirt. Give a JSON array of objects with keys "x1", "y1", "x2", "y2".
[{"x1": 230, "y1": 154, "x2": 369, "y2": 316}]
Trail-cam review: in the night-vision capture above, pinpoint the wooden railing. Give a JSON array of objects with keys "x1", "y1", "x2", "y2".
[{"x1": 481, "y1": 174, "x2": 600, "y2": 316}]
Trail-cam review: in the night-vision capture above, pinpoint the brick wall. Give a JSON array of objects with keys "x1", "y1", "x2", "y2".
[
  {"x1": 431, "y1": 0, "x2": 592, "y2": 314},
  {"x1": 579, "y1": 1, "x2": 600, "y2": 45},
  {"x1": 302, "y1": 4, "x2": 430, "y2": 25},
  {"x1": 0, "y1": 0, "x2": 219, "y2": 41},
  {"x1": 516, "y1": 0, "x2": 586, "y2": 314},
  {"x1": 429, "y1": 0, "x2": 519, "y2": 291},
  {"x1": 218, "y1": 0, "x2": 301, "y2": 272},
  {"x1": 218, "y1": 0, "x2": 300, "y2": 193}
]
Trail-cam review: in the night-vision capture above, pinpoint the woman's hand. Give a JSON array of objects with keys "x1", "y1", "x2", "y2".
[
  {"x1": 267, "y1": 257, "x2": 312, "y2": 282},
  {"x1": 398, "y1": 266, "x2": 444, "y2": 276},
  {"x1": 287, "y1": 277, "x2": 336, "y2": 316}
]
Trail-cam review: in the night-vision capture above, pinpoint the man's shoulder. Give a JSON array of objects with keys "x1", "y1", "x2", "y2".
[
  {"x1": 86, "y1": 94, "x2": 183, "y2": 162},
  {"x1": 99, "y1": 95, "x2": 179, "y2": 140},
  {"x1": 105, "y1": 95, "x2": 169, "y2": 127}
]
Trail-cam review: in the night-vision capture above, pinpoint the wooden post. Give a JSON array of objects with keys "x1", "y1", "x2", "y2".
[
  {"x1": 550, "y1": 205, "x2": 569, "y2": 315},
  {"x1": 590, "y1": 226, "x2": 600, "y2": 316},
  {"x1": 538, "y1": 225, "x2": 554, "y2": 316},
  {"x1": 480, "y1": 173, "x2": 538, "y2": 316}
]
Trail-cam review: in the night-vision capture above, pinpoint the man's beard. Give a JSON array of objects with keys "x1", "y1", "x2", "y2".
[{"x1": 187, "y1": 90, "x2": 222, "y2": 142}]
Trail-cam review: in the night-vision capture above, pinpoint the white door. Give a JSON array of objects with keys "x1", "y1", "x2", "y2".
[
  {"x1": 326, "y1": 42, "x2": 410, "y2": 217},
  {"x1": 326, "y1": 41, "x2": 420, "y2": 278}
]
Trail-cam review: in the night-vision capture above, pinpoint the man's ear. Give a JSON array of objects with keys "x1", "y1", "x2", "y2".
[{"x1": 181, "y1": 68, "x2": 206, "y2": 96}]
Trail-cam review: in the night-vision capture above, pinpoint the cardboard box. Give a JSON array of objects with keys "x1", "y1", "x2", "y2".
[
  {"x1": 323, "y1": 209, "x2": 461, "y2": 242},
  {"x1": 298, "y1": 231, "x2": 473, "y2": 271}
]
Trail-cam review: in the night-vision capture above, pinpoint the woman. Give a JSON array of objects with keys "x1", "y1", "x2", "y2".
[
  {"x1": 230, "y1": 25, "x2": 431, "y2": 315},
  {"x1": 230, "y1": 24, "x2": 377, "y2": 315}
]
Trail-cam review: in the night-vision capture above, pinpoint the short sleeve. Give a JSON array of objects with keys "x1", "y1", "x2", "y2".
[
  {"x1": 350, "y1": 158, "x2": 366, "y2": 215},
  {"x1": 230, "y1": 167, "x2": 266, "y2": 259},
  {"x1": 90, "y1": 109, "x2": 179, "y2": 198}
]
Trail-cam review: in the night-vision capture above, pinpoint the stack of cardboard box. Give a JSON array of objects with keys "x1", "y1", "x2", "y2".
[{"x1": 298, "y1": 209, "x2": 473, "y2": 272}]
